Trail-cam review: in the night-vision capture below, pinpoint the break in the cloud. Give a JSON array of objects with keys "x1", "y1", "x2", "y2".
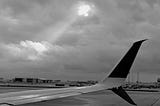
[{"x1": 0, "y1": 0, "x2": 160, "y2": 81}]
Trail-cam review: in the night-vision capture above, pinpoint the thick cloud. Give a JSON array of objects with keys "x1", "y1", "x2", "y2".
[
  {"x1": 0, "y1": 0, "x2": 159, "y2": 81},
  {"x1": 1, "y1": 40, "x2": 52, "y2": 61}
]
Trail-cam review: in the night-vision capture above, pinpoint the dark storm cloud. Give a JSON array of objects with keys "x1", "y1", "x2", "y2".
[{"x1": 0, "y1": 0, "x2": 160, "y2": 81}]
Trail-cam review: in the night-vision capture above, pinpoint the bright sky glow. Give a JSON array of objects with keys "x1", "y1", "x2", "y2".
[{"x1": 77, "y1": 4, "x2": 92, "y2": 17}]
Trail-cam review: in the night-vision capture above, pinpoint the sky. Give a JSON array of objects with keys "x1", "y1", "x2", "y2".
[{"x1": 0, "y1": 0, "x2": 160, "y2": 82}]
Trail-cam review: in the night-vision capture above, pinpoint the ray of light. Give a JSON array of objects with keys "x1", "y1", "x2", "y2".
[{"x1": 37, "y1": 1, "x2": 96, "y2": 43}]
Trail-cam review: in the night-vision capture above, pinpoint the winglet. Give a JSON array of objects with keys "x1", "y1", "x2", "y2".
[
  {"x1": 102, "y1": 39, "x2": 147, "y2": 105},
  {"x1": 107, "y1": 39, "x2": 147, "y2": 78}
]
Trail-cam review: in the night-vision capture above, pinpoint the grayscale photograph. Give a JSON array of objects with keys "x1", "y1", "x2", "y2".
[{"x1": 0, "y1": 0, "x2": 159, "y2": 106}]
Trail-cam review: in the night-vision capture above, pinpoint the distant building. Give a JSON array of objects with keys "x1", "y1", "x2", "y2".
[
  {"x1": 39, "y1": 78, "x2": 53, "y2": 83},
  {"x1": 26, "y1": 78, "x2": 41, "y2": 83},
  {"x1": 55, "y1": 83, "x2": 65, "y2": 87},
  {"x1": 11, "y1": 77, "x2": 97, "y2": 87},
  {"x1": 13, "y1": 78, "x2": 25, "y2": 83},
  {"x1": 157, "y1": 78, "x2": 160, "y2": 83},
  {"x1": 53, "y1": 80, "x2": 61, "y2": 83},
  {"x1": 12, "y1": 78, "x2": 53, "y2": 84},
  {"x1": 0, "y1": 78, "x2": 4, "y2": 83}
]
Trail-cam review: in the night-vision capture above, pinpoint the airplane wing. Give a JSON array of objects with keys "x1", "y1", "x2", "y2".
[
  {"x1": 0, "y1": 39, "x2": 147, "y2": 106},
  {"x1": 0, "y1": 87, "x2": 83, "y2": 106}
]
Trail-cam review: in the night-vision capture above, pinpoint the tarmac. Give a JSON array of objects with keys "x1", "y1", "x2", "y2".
[{"x1": 1, "y1": 87, "x2": 160, "y2": 106}]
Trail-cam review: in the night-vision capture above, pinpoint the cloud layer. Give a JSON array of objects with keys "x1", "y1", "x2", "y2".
[{"x1": 0, "y1": 0, "x2": 160, "y2": 81}]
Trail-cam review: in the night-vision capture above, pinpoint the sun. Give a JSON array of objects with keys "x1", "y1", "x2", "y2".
[
  {"x1": 74, "y1": 1, "x2": 96, "y2": 18},
  {"x1": 77, "y1": 4, "x2": 92, "y2": 17}
]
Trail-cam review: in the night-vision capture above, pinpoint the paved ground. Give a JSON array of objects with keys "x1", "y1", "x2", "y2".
[
  {"x1": 0, "y1": 87, "x2": 42, "y2": 93},
  {"x1": 1, "y1": 87, "x2": 160, "y2": 106}
]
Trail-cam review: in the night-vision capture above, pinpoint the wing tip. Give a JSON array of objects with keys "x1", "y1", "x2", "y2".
[{"x1": 134, "y1": 39, "x2": 148, "y2": 44}]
